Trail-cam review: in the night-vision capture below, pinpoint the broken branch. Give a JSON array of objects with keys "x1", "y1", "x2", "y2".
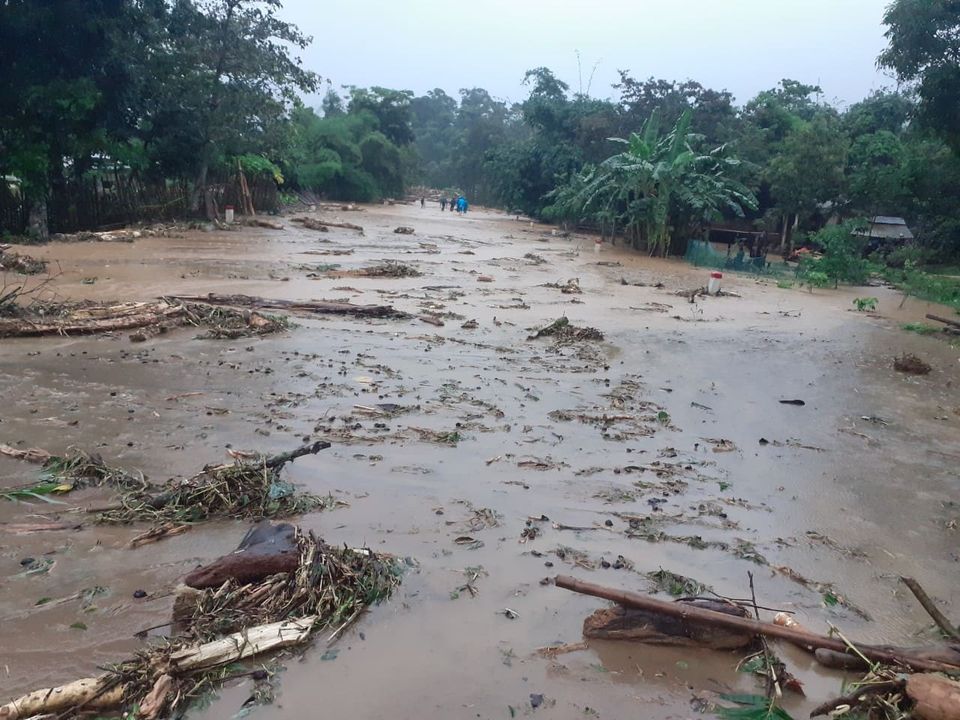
[{"x1": 554, "y1": 575, "x2": 960, "y2": 673}]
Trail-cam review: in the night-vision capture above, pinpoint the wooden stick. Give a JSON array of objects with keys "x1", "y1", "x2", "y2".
[
  {"x1": 553, "y1": 575, "x2": 960, "y2": 673},
  {"x1": 926, "y1": 313, "x2": 960, "y2": 330},
  {"x1": 902, "y1": 576, "x2": 960, "y2": 640},
  {"x1": 0, "y1": 617, "x2": 317, "y2": 720},
  {"x1": 263, "y1": 440, "x2": 331, "y2": 470},
  {"x1": 165, "y1": 293, "x2": 408, "y2": 319}
]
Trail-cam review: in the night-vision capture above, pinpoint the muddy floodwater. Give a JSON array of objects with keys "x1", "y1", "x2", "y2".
[{"x1": 1, "y1": 204, "x2": 958, "y2": 719}]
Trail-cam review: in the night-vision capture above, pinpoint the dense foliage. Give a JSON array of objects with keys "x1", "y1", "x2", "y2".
[
  {"x1": 2, "y1": 0, "x2": 960, "y2": 265},
  {"x1": 0, "y1": 0, "x2": 316, "y2": 236}
]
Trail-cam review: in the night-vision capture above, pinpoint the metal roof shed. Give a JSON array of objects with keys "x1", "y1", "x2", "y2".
[{"x1": 860, "y1": 216, "x2": 914, "y2": 241}]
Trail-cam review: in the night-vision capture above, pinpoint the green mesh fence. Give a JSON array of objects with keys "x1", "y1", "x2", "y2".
[{"x1": 684, "y1": 240, "x2": 791, "y2": 276}]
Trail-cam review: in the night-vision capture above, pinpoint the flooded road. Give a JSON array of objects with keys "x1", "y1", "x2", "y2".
[{"x1": 1, "y1": 204, "x2": 958, "y2": 719}]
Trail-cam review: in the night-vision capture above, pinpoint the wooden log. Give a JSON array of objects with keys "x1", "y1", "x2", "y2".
[
  {"x1": 0, "y1": 303, "x2": 184, "y2": 338},
  {"x1": 165, "y1": 293, "x2": 408, "y2": 319},
  {"x1": 907, "y1": 673, "x2": 960, "y2": 720},
  {"x1": 0, "y1": 617, "x2": 316, "y2": 720},
  {"x1": 290, "y1": 216, "x2": 364, "y2": 234},
  {"x1": 583, "y1": 599, "x2": 754, "y2": 649},
  {"x1": 554, "y1": 575, "x2": 960, "y2": 673},
  {"x1": 183, "y1": 521, "x2": 298, "y2": 589},
  {"x1": 926, "y1": 313, "x2": 960, "y2": 330},
  {"x1": 0, "y1": 677, "x2": 124, "y2": 720}
]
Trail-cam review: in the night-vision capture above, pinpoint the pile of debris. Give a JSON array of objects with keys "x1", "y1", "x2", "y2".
[
  {"x1": 542, "y1": 278, "x2": 582, "y2": 294},
  {"x1": 0, "y1": 442, "x2": 336, "y2": 528},
  {"x1": 0, "y1": 291, "x2": 409, "y2": 339},
  {"x1": 527, "y1": 316, "x2": 604, "y2": 343},
  {"x1": 554, "y1": 575, "x2": 960, "y2": 720},
  {"x1": 894, "y1": 353, "x2": 932, "y2": 375},
  {"x1": 0, "y1": 297, "x2": 287, "y2": 339},
  {"x1": 48, "y1": 222, "x2": 192, "y2": 243},
  {"x1": 0, "y1": 246, "x2": 47, "y2": 274},
  {"x1": 290, "y1": 216, "x2": 364, "y2": 234},
  {"x1": 0, "y1": 522, "x2": 400, "y2": 720},
  {"x1": 331, "y1": 262, "x2": 422, "y2": 279}
]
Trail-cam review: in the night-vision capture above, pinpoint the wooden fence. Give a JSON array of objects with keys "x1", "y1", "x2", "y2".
[{"x1": 0, "y1": 172, "x2": 279, "y2": 235}]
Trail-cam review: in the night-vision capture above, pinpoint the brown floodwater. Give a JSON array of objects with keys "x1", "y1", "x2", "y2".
[{"x1": 1, "y1": 205, "x2": 958, "y2": 719}]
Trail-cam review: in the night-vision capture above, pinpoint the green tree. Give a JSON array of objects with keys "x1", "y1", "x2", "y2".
[
  {"x1": 847, "y1": 131, "x2": 911, "y2": 216},
  {"x1": 0, "y1": 0, "x2": 152, "y2": 237},
  {"x1": 577, "y1": 110, "x2": 757, "y2": 255},
  {"x1": 879, "y1": 0, "x2": 960, "y2": 153},
  {"x1": 347, "y1": 87, "x2": 415, "y2": 146},
  {"x1": 142, "y1": 0, "x2": 317, "y2": 215},
  {"x1": 843, "y1": 90, "x2": 913, "y2": 136},
  {"x1": 769, "y1": 114, "x2": 849, "y2": 246}
]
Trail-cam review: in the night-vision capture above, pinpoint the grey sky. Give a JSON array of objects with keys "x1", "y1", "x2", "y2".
[{"x1": 280, "y1": 0, "x2": 896, "y2": 108}]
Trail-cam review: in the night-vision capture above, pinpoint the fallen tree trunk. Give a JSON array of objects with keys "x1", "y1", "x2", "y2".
[
  {"x1": 907, "y1": 673, "x2": 960, "y2": 720},
  {"x1": 554, "y1": 575, "x2": 960, "y2": 673},
  {"x1": 583, "y1": 599, "x2": 754, "y2": 649},
  {"x1": 290, "y1": 216, "x2": 364, "y2": 234},
  {"x1": 0, "y1": 617, "x2": 316, "y2": 720},
  {"x1": 0, "y1": 676, "x2": 125, "y2": 720},
  {"x1": 242, "y1": 218, "x2": 284, "y2": 230},
  {"x1": 0, "y1": 302, "x2": 185, "y2": 338},
  {"x1": 165, "y1": 293, "x2": 408, "y2": 319},
  {"x1": 926, "y1": 313, "x2": 960, "y2": 330}
]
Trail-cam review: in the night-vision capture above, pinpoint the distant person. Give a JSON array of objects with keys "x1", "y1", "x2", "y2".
[
  {"x1": 451, "y1": 195, "x2": 458, "y2": 212},
  {"x1": 461, "y1": 197, "x2": 468, "y2": 214},
  {"x1": 420, "y1": 196, "x2": 425, "y2": 208},
  {"x1": 457, "y1": 196, "x2": 466, "y2": 214},
  {"x1": 440, "y1": 197, "x2": 446, "y2": 211}
]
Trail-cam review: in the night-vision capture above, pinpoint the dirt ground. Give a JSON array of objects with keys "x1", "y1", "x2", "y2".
[{"x1": 1, "y1": 204, "x2": 958, "y2": 719}]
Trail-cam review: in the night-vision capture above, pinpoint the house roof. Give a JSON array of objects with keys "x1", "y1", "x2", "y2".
[{"x1": 858, "y1": 216, "x2": 914, "y2": 240}]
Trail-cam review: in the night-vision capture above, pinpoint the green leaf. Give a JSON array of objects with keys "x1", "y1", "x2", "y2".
[
  {"x1": 70, "y1": 621, "x2": 88, "y2": 631},
  {"x1": 715, "y1": 693, "x2": 796, "y2": 720}
]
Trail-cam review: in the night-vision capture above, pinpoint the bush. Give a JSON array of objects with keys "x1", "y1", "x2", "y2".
[
  {"x1": 801, "y1": 221, "x2": 870, "y2": 287},
  {"x1": 882, "y1": 243, "x2": 932, "y2": 269}
]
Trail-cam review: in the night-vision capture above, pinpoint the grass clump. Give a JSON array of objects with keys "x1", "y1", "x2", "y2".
[{"x1": 901, "y1": 322, "x2": 940, "y2": 335}]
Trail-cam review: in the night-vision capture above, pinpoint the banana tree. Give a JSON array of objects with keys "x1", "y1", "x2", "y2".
[{"x1": 572, "y1": 109, "x2": 756, "y2": 256}]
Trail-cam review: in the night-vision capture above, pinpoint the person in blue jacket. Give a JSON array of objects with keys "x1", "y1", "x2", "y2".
[{"x1": 457, "y1": 196, "x2": 467, "y2": 214}]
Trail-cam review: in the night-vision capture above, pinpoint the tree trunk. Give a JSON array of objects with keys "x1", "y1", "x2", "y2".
[
  {"x1": 26, "y1": 197, "x2": 49, "y2": 241},
  {"x1": 190, "y1": 160, "x2": 209, "y2": 217}
]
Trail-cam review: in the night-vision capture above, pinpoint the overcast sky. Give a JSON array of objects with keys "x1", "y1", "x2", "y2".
[{"x1": 279, "y1": 0, "x2": 897, "y2": 109}]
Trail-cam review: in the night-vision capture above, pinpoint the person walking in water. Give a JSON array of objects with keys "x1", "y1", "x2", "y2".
[
  {"x1": 420, "y1": 196, "x2": 425, "y2": 208},
  {"x1": 460, "y1": 196, "x2": 468, "y2": 214},
  {"x1": 440, "y1": 197, "x2": 446, "y2": 211},
  {"x1": 450, "y1": 195, "x2": 458, "y2": 212}
]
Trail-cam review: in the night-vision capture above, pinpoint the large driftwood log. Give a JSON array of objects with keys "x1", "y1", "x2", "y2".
[
  {"x1": 183, "y1": 521, "x2": 298, "y2": 589},
  {"x1": 165, "y1": 293, "x2": 408, "y2": 319},
  {"x1": 907, "y1": 673, "x2": 960, "y2": 720},
  {"x1": 290, "y1": 216, "x2": 364, "y2": 234},
  {"x1": 0, "y1": 677, "x2": 124, "y2": 720},
  {"x1": 926, "y1": 313, "x2": 960, "y2": 331},
  {"x1": 0, "y1": 617, "x2": 316, "y2": 720},
  {"x1": 583, "y1": 599, "x2": 754, "y2": 649},
  {"x1": 555, "y1": 575, "x2": 960, "y2": 673},
  {"x1": 0, "y1": 301, "x2": 184, "y2": 338}
]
